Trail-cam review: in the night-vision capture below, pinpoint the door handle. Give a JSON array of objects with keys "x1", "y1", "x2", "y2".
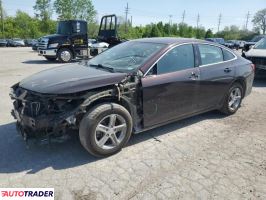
[
  {"x1": 189, "y1": 71, "x2": 199, "y2": 80},
  {"x1": 224, "y1": 68, "x2": 232, "y2": 73}
]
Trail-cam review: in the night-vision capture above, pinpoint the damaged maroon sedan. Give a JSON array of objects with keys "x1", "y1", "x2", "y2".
[{"x1": 10, "y1": 38, "x2": 254, "y2": 157}]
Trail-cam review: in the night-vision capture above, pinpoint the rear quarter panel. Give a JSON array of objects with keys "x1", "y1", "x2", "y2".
[{"x1": 235, "y1": 56, "x2": 254, "y2": 97}]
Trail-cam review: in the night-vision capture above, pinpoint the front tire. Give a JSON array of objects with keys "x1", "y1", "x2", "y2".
[
  {"x1": 220, "y1": 83, "x2": 243, "y2": 115},
  {"x1": 58, "y1": 48, "x2": 73, "y2": 63},
  {"x1": 79, "y1": 103, "x2": 133, "y2": 157}
]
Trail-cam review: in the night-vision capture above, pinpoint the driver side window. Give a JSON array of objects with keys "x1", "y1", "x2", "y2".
[{"x1": 151, "y1": 44, "x2": 195, "y2": 75}]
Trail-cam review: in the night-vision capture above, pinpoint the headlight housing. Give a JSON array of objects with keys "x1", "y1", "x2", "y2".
[{"x1": 48, "y1": 43, "x2": 59, "y2": 48}]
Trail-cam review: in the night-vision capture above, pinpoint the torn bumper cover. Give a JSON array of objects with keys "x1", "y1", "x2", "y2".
[
  {"x1": 10, "y1": 86, "x2": 83, "y2": 139},
  {"x1": 11, "y1": 109, "x2": 76, "y2": 139}
]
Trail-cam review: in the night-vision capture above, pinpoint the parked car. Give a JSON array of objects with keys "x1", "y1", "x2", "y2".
[
  {"x1": 10, "y1": 38, "x2": 255, "y2": 157},
  {"x1": 234, "y1": 40, "x2": 246, "y2": 49},
  {"x1": 9, "y1": 38, "x2": 25, "y2": 47},
  {"x1": 0, "y1": 39, "x2": 7, "y2": 47},
  {"x1": 205, "y1": 38, "x2": 225, "y2": 46},
  {"x1": 242, "y1": 35, "x2": 266, "y2": 53},
  {"x1": 32, "y1": 38, "x2": 40, "y2": 51},
  {"x1": 227, "y1": 40, "x2": 245, "y2": 49},
  {"x1": 245, "y1": 37, "x2": 266, "y2": 72},
  {"x1": 88, "y1": 39, "x2": 97, "y2": 47},
  {"x1": 24, "y1": 39, "x2": 38, "y2": 47},
  {"x1": 6, "y1": 39, "x2": 12, "y2": 47},
  {"x1": 224, "y1": 40, "x2": 235, "y2": 49}
]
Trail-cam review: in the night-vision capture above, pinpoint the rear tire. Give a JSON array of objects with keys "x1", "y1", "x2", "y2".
[
  {"x1": 79, "y1": 103, "x2": 133, "y2": 157},
  {"x1": 220, "y1": 83, "x2": 243, "y2": 115},
  {"x1": 44, "y1": 56, "x2": 57, "y2": 61},
  {"x1": 58, "y1": 48, "x2": 73, "y2": 63}
]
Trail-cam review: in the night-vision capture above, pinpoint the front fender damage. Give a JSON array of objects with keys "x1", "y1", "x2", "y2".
[{"x1": 10, "y1": 73, "x2": 143, "y2": 143}]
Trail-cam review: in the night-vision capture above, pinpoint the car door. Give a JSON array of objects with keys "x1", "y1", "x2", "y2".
[
  {"x1": 71, "y1": 21, "x2": 88, "y2": 49},
  {"x1": 141, "y1": 44, "x2": 200, "y2": 128},
  {"x1": 196, "y1": 44, "x2": 236, "y2": 110}
]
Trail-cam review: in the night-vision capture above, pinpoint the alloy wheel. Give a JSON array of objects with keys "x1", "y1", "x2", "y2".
[
  {"x1": 228, "y1": 87, "x2": 242, "y2": 112},
  {"x1": 94, "y1": 114, "x2": 127, "y2": 150}
]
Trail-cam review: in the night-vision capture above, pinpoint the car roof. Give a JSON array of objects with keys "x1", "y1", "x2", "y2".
[
  {"x1": 60, "y1": 20, "x2": 87, "y2": 23},
  {"x1": 132, "y1": 37, "x2": 206, "y2": 45}
]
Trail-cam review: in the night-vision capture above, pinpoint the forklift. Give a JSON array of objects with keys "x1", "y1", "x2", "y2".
[{"x1": 37, "y1": 15, "x2": 122, "y2": 63}]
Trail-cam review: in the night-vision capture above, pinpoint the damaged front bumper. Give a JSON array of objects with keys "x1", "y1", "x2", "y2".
[
  {"x1": 11, "y1": 108, "x2": 77, "y2": 140},
  {"x1": 10, "y1": 86, "x2": 83, "y2": 140}
]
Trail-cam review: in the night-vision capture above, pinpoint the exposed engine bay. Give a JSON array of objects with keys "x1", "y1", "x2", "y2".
[{"x1": 10, "y1": 73, "x2": 142, "y2": 142}]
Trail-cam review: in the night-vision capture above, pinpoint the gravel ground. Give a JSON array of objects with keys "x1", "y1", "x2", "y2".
[{"x1": 0, "y1": 47, "x2": 266, "y2": 200}]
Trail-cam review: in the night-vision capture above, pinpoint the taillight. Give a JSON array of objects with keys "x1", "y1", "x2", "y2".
[{"x1": 251, "y1": 63, "x2": 255, "y2": 71}]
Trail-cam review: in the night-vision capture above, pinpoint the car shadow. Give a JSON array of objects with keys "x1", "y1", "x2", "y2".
[
  {"x1": 22, "y1": 60, "x2": 61, "y2": 65},
  {"x1": 22, "y1": 59, "x2": 81, "y2": 65},
  {"x1": 129, "y1": 111, "x2": 224, "y2": 146},
  {"x1": 22, "y1": 60, "x2": 60, "y2": 64},
  {"x1": 0, "y1": 111, "x2": 224, "y2": 174}
]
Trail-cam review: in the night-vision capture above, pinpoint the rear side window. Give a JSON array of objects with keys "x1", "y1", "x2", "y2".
[
  {"x1": 198, "y1": 44, "x2": 223, "y2": 65},
  {"x1": 223, "y1": 49, "x2": 235, "y2": 61},
  {"x1": 156, "y1": 44, "x2": 195, "y2": 74}
]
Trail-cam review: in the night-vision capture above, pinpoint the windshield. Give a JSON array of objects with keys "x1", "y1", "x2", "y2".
[
  {"x1": 254, "y1": 38, "x2": 266, "y2": 49},
  {"x1": 88, "y1": 41, "x2": 166, "y2": 72},
  {"x1": 57, "y1": 21, "x2": 72, "y2": 35},
  {"x1": 251, "y1": 36, "x2": 264, "y2": 42}
]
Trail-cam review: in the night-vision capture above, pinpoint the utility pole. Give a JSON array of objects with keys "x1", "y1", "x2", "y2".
[
  {"x1": 125, "y1": 2, "x2": 129, "y2": 33},
  {"x1": 130, "y1": 16, "x2": 132, "y2": 27},
  {"x1": 196, "y1": 13, "x2": 200, "y2": 29},
  {"x1": 245, "y1": 11, "x2": 250, "y2": 30},
  {"x1": 0, "y1": 0, "x2": 4, "y2": 35},
  {"x1": 196, "y1": 13, "x2": 200, "y2": 38},
  {"x1": 169, "y1": 15, "x2": 173, "y2": 25},
  {"x1": 182, "y1": 10, "x2": 186, "y2": 24},
  {"x1": 217, "y1": 13, "x2": 222, "y2": 32},
  {"x1": 168, "y1": 15, "x2": 173, "y2": 35}
]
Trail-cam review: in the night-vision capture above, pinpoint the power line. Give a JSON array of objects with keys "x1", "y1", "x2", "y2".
[
  {"x1": 217, "y1": 13, "x2": 222, "y2": 32},
  {"x1": 245, "y1": 11, "x2": 250, "y2": 30},
  {"x1": 125, "y1": 2, "x2": 129, "y2": 33}
]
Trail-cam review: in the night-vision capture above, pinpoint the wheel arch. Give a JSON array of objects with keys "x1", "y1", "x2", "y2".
[
  {"x1": 57, "y1": 45, "x2": 75, "y2": 57},
  {"x1": 85, "y1": 96, "x2": 132, "y2": 114},
  {"x1": 233, "y1": 77, "x2": 246, "y2": 97},
  {"x1": 79, "y1": 94, "x2": 134, "y2": 126}
]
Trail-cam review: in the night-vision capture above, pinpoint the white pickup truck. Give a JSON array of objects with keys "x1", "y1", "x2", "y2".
[{"x1": 245, "y1": 38, "x2": 266, "y2": 72}]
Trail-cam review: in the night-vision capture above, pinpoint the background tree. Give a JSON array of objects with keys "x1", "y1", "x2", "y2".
[
  {"x1": 205, "y1": 29, "x2": 213, "y2": 38},
  {"x1": 33, "y1": 0, "x2": 52, "y2": 33},
  {"x1": 54, "y1": 0, "x2": 96, "y2": 23},
  {"x1": 252, "y1": 8, "x2": 266, "y2": 34},
  {"x1": 150, "y1": 24, "x2": 162, "y2": 37}
]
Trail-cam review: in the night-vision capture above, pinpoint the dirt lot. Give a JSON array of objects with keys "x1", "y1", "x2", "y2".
[{"x1": 0, "y1": 47, "x2": 266, "y2": 200}]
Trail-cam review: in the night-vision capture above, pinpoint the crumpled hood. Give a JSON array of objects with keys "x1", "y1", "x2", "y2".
[
  {"x1": 245, "y1": 49, "x2": 266, "y2": 58},
  {"x1": 19, "y1": 63, "x2": 127, "y2": 94}
]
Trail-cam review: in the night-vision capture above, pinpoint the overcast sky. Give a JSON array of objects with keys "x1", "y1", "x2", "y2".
[{"x1": 2, "y1": 0, "x2": 265, "y2": 32}]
